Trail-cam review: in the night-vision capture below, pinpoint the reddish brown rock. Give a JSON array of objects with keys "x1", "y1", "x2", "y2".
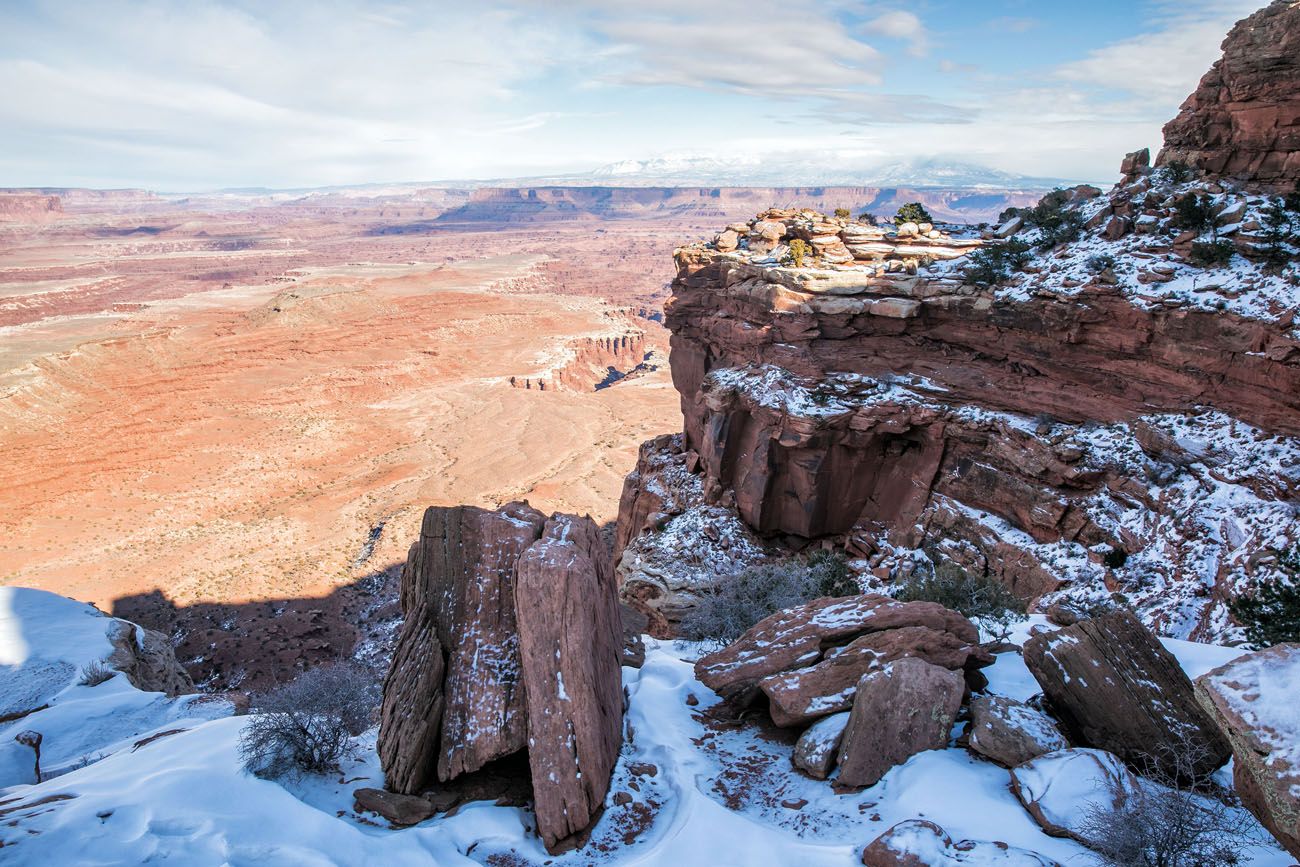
[
  {"x1": 515, "y1": 514, "x2": 624, "y2": 854},
  {"x1": 377, "y1": 613, "x2": 446, "y2": 795},
  {"x1": 1023, "y1": 611, "x2": 1230, "y2": 779},
  {"x1": 759, "y1": 625, "x2": 993, "y2": 727},
  {"x1": 694, "y1": 594, "x2": 981, "y2": 707},
  {"x1": 353, "y1": 788, "x2": 437, "y2": 827},
  {"x1": 793, "y1": 711, "x2": 849, "y2": 779},
  {"x1": 1195, "y1": 644, "x2": 1300, "y2": 860},
  {"x1": 967, "y1": 696, "x2": 1068, "y2": 768},
  {"x1": 835, "y1": 657, "x2": 964, "y2": 789},
  {"x1": 861, "y1": 819, "x2": 1063, "y2": 866},
  {"x1": 1158, "y1": 1, "x2": 1300, "y2": 191}
]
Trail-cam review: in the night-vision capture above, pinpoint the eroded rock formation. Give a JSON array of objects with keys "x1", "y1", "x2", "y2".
[
  {"x1": 1158, "y1": 0, "x2": 1300, "y2": 190},
  {"x1": 376, "y1": 502, "x2": 623, "y2": 852}
]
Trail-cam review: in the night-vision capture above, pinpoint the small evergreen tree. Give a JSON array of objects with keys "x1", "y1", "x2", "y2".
[
  {"x1": 895, "y1": 202, "x2": 932, "y2": 225},
  {"x1": 833, "y1": 207, "x2": 851, "y2": 220},
  {"x1": 1189, "y1": 239, "x2": 1235, "y2": 268},
  {"x1": 963, "y1": 238, "x2": 1032, "y2": 287},
  {"x1": 1157, "y1": 160, "x2": 1192, "y2": 184},
  {"x1": 1230, "y1": 548, "x2": 1300, "y2": 647},
  {"x1": 788, "y1": 238, "x2": 810, "y2": 267},
  {"x1": 1172, "y1": 193, "x2": 1217, "y2": 236},
  {"x1": 1258, "y1": 198, "x2": 1296, "y2": 270}
]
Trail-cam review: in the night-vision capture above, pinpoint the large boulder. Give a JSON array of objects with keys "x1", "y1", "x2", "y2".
[
  {"x1": 861, "y1": 819, "x2": 1062, "y2": 866},
  {"x1": 377, "y1": 503, "x2": 624, "y2": 853},
  {"x1": 1157, "y1": 0, "x2": 1300, "y2": 190},
  {"x1": 1022, "y1": 611, "x2": 1229, "y2": 778},
  {"x1": 967, "y1": 695, "x2": 1068, "y2": 768},
  {"x1": 1195, "y1": 643, "x2": 1300, "y2": 859},
  {"x1": 1009, "y1": 748, "x2": 1141, "y2": 842},
  {"x1": 695, "y1": 595, "x2": 987, "y2": 709},
  {"x1": 515, "y1": 515, "x2": 624, "y2": 853},
  {"x1": 105, "y1": 620, "x2": 195, "y2": 697},
  {"x1": 836, "y1": 657, "x2": 964, "y2": 789}
]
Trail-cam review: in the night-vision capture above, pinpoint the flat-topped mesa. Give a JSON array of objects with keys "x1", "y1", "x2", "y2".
[{"x1": 1157, "y1": 0, "x2": 1300, "y2": 191}]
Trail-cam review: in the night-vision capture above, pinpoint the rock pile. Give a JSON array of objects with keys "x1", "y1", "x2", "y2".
[
  {"x1": 374, "y1": 502, "x2": 624, "y2": 853},
  {"x1": 695, "y1": 594, "x2": 993, "y2": 786}
]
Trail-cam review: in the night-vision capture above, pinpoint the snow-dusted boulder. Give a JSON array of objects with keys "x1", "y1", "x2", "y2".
[
  {"x1": 1196, "y1": 643, "x2": 1300, "y2": 859},
  {"x1": 792, "y1": 711, "x2": 849, "y2": 779},
  {"x1": 967, "y1": 696, "x2": 1068, "y2": 768},
  {"x1": 861, "y1": 819, "x2": 1062, "y2": 866},
  {"x1": 1009, "y1": 748, "x2": 1139, "y2": 841}
]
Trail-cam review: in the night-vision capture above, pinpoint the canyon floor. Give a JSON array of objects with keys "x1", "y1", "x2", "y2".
[{"x1": 0, "y1": 194, "x2": 696, "y2": 687}]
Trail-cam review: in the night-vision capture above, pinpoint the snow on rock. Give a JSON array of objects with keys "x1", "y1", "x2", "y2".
[
  {"x1": 1009, "y1": 748, "x2": 1141, "y2": 841},
  {"x1": 861, "y1": 818, "x2": 1062, "y2": 866},
  {"x1": 793, "y1": 711, "x2": 850, "y2": 780},
  {"x1": 967, "y1": 696, "x2": 1068, "y2": 769},
  {"x1": 0, "y1": 587, "x2": 227, "y2": 788},
  {"x1": 1196, "y1": 643, "x2": 1300, "y2": 859}
]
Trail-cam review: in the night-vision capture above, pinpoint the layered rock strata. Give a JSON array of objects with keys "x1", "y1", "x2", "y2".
[
  {"x1": 1158, "y1": 0, "x2": 1300, "y2": 191},
  {"x1": 377, "y1": 502, "x2": 623, "y2": 852}
]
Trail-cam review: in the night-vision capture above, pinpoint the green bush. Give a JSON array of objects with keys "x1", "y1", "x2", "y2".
[
  {"x1": 895, "y1": 202, "x2": 932, "y2": 225},
  {"x1": 1025, "y1": 191, "x2": 1084, "y2": 249},
  {"x1": 858, "y1": 211, "x2": 878, "y2": 225},
  {"x1": 1189, "y1": 239, "x2": 1235, "y2": 267},
  {"x1": 1259, "y1": 198, "x2": 1296, "y2": 270},
  {"x1": 1157, "y1": 160, "x2": 1192, "y2": 184},
  {"x1": 1172, "y1": 193, "x2": 1217, "y2": 234},
  {"x1": 963, "y1": 238, "x2": 1033, "y2": 287},
  {"x1": 894, "y1": 561, "x2": 1026, "y2": 642},
  {"x1": 1230, "y1": 548, "x2": 1300, "y2": 647},
  {"x1": 833, "y1": 207, "x2": 851, "y2": 220},
  {"x1": 679, "y1": 552, "x2": 858, "y2": 649},
  {"x1": 788, "y1": 238, "x2": 810, "y2": 268},
  {"x1": 1086, "y1": 253, "x2": 1117, "y2": 274}
]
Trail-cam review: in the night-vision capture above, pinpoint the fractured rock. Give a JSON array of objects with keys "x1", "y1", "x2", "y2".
[
  {"x1": 1010, "y1": 748, "x2": 1141, "y2": 842},
  {"x1": 352, "y1": 788, "x2": 437, "y2": 827},
  {"x1": 1022, "y1": 611, "x2": 1230, "y2": 779},
  {"x1": 967, "y1": 695, "x2": 1068, "y2": 768},
  {"x1": 836, "y1": 657, "x2": 964, "y2": 789},
  {"x1": 1196, "y1": 643, "x2": 1300, "y2": 859},
  {"x1": 515, "y1": 514, "x2": 624, "y2": 853}
]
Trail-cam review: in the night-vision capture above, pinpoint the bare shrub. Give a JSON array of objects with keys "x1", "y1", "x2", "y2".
[
  {"x1": 893, "y1": 561, "x2": 1026, "y2": 642},
  {"x1": 1078, "y1": 739, "x2": 1265, "y2": 867},
  {"x1": 679, "y1": 552, "x2": 857, "y2": 649},
  {"x1": 238, "y1": 662, "x2": 379, "y2": 779},
  {"x1": 77, "y1": 659, "x2": 116, "y2": 687}
]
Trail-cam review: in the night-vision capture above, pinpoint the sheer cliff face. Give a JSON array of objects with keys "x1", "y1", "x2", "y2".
[{"x1": 1158, "y1": 0, "x2": 1300, "y2": 191}]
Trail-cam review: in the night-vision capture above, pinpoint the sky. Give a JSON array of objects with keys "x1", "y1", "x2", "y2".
[{"x1": 0, "y1": 0, "x2": 1269, "y2": 191}]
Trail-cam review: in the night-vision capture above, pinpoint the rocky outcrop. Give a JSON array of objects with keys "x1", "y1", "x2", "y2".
[
  {"x1": 377, "y1": 502, "x2": 623, "y2": 853},
  {"x1": 861, "y1": 819, "x2": 1062, "y2": 866},
  {"x1": 0, "y1": 193, "x2": 63, "y2": 222},
  {"x1": 1195, "y1": 643, "x2": 1300, "y2": 859},
  {"x1": 105, "y1": 619, "x2": 195, "y2": 698},
  {"x1": 509, "y1": 330, "x2": 653, "y2": 392},
  {"x1": 1157, "y1": 1, "x2": 1300, "y2": 191},
  {"x1": 835, "y1": 657, "x2": 964, "y2": 789},
  {"x1": 1023, "y1": 611, "x2": 1230, "y2": 778},
  {"x1": 967, "y1": 696, "x2": 1068, "y2": 768},
  {"x1": 694, "y1": 594, "x2": 991, "y2": 712}
]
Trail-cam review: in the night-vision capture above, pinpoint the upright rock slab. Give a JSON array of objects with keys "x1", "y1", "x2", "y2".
[
  {"x1": 516, "y1": 515, "x2": 624, "y2": 853},
  {"x1": 835, "y1": 657, "x2": 964, "y2": 789},
  {"x1": 377, "y1": 502, "x2": 624, "y2": 852},
  {"x1": 1022, "y1": 611, "x2": 1229, "y2": 779},
  {"x1": 1196, "y1": 643, "x2": 1300, "y2": 859}
]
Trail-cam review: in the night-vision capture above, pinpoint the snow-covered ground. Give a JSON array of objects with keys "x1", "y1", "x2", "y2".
[{"x1": 1, "y1": 591, "x2": 1293, "y2": 866}]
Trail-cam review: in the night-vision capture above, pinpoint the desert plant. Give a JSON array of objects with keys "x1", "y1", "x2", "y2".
[
  {"x1": 239, "y1": 662, "x2": 379, "y2": 779},
  {"x1": 1258, "y1": 198, "x2": 1296, "y2": 270},
  {"x1": 857, "y1": 211, "x2": 878, "y2": 225},
  {"x1": 679, "y1": 552, "x2": 857, "y2": 649},
  {"x1": 895, "y1": 202, "x2": 932, "y2": 225},
  {"x1": 1024, "y1": 191, "x2": 1084, "y2": 249},
  {"x1": 893, "y1": 561, "x2": 1026, "y2": 642},
  {"x1": 787, "y1": 238, "x2": 810, "y2": 268},
  {"x1": 1172, "y1": 193, "x2": 1217, "y2": 236},
  {"x1": 78, "y1": 659, "x2": 116, "y2": 687},
  {"x1": 1077, "y1": 738, "x2": 1262, "y2": 867},
  {"x1": 1285, "y1": 182, "x2": 1300, "y2": 213},
  {"x1": 1086, "y1": 253, "x2": 1117, "y2": 274},
  {"x1": 1230, "y1": 547, "x2": 1300, "y2": 647},
  {"x1": 1158, "y1": 160, "x2": 1192, "y2": 185},
  {"x1": 833, "y1": 207, "x2": 851, "y2": 220},
  {"x1": 963, "y1": 238, "x2": 1033, "y2": 287},
  {"x1": 1188, "y1": 239, "x2": 1235, "y2": 268}
]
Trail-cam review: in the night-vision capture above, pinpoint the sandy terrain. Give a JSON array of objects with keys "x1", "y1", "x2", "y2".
[{"x1": 0, "y1": 194, "x2": 690, "y2": 686}]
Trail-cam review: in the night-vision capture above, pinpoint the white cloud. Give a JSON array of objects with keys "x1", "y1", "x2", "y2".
[{"x1": 864, "y1": 10, "x2": 930, "y2": 58}]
